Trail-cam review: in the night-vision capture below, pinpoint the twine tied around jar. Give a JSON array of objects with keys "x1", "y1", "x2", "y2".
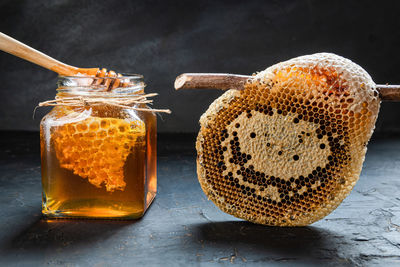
[{"x1": 37, "y1": 92, "x2": 171, "y2": 113}]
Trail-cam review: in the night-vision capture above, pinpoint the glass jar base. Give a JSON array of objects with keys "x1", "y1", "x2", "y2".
[{"x1": 42, "y1": 197, "x2": 155, "y2": 220}]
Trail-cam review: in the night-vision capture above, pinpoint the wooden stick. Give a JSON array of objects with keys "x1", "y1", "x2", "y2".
[
  {"x1": 0, "y1": 32, "x2": 122, "y2": 90},
  {"x1": 376, "y1": 84, "x2": 400, "y2": 101},
  {"x1": 0, "y1": 32, "x2": 86, "y2": 76},
  {"x1": 174, "y1": 73, "x2": 400, "y2": 102},
  {"x1": 174, "y1": 73, "x2": 250, "y2": 91}
]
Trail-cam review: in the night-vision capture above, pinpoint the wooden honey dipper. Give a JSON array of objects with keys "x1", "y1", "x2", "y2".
[
  {"x1": 175, "y1": 53, "x2": 400, "y2": 226},
  {"x1": 0, "y1": 32, "x2": 123, "y2": 91}
]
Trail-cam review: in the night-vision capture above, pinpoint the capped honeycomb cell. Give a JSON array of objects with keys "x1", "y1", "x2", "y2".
[
  {"x1": 196, "y1": 53, "x2": 380, "y2": 226},
  {"x1": 52, "y1": 116, "x2": 146, "y2": 192}
]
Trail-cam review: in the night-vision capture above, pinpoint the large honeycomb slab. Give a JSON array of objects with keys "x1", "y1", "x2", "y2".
[
  {"x1": 197, "y1": 53, "x2": 380, "y2": 226},
  {"x1": 52, "y1": 116, "x2": 145, "y2": 192}
]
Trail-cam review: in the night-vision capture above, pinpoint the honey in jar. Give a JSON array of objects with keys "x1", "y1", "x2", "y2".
[{"x1": 40, "y1": 75, "x2": 157, "y2": 219}]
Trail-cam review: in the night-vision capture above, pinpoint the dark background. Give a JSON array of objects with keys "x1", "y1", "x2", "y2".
[
  {"x1": 0, "y1": 0, "x2": 399, "y2": 134},
  {"x1": 1, "y1": 2, "x2": 400, "y2": 265}
]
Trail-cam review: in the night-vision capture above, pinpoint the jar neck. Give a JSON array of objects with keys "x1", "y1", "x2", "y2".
[{"x1": 56, "y1": 74, "x2": 146, "y2": 98}]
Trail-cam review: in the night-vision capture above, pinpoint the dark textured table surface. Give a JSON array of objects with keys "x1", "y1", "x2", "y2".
[{"x1": 0, "y1": 132, "x2": 399, "y2": 266}]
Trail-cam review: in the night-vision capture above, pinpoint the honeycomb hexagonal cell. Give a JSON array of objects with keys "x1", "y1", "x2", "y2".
[
  {"x1": 52, "y1": 117, "x2": 146, "y2": 192},
  {"x1": 197, "y1": 53, "x2": 380, "y2": 226}
]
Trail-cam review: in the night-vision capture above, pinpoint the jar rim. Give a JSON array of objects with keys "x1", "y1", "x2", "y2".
[
  {"x1": 56, "y1": 74, "x2": 146, "y2": 95},
  {"x1": 58, "y1": 73, "x2": 144, "y2": 80}
]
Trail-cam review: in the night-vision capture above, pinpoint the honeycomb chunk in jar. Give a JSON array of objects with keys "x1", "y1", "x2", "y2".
[{"x1": 41, "y1": 105, "x2": 157, "y2": 219}]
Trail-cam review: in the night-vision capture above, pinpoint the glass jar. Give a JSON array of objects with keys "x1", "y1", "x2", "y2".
[{"x1": 40, "y1": 75, "x2": 157, "y2": 219}]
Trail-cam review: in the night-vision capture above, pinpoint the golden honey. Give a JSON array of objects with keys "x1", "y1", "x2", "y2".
[
  {"x1": 196, "y1": 53, "x2": 380, "y2": 226},
  {"x1": 40, "y1": 75, "x2": 157, "y2": 219}
]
